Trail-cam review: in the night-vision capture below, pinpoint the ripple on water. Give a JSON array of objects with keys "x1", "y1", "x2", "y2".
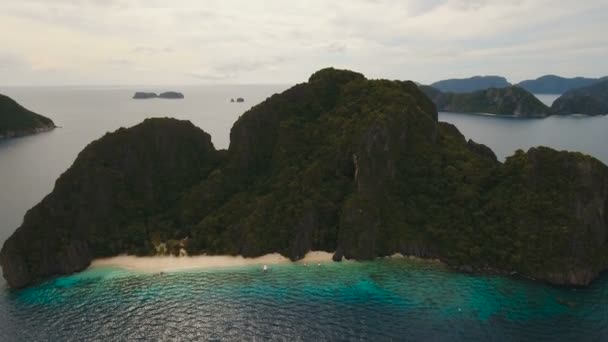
[{"x1": 1, "y1": 259, "x2": 608, "y2": 341}]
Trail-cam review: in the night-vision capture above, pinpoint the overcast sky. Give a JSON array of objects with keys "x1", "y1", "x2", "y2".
[{"x1": 1, "y1": 0, "x2": 607, "y2": 86}]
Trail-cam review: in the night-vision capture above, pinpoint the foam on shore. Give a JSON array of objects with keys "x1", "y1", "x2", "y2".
[{"x1": 90, "y1": 251, "x2": 335, "y2": 273}]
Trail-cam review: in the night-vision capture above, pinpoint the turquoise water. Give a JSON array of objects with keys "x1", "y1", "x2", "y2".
[{"x1": 1, "y1": 259, "x2": 607, "y2": 341}]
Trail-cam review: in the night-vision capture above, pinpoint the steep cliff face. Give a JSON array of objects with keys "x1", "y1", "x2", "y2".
[
  {"x1": 0, "y1": 94, "x2": 55, "y2": 139},
  {"x1": 2, "y1": 68, "x2": 608, "y2": 288},
  {"x1": 486, "y1": 148, "x2": 608, "y2": 285},
  {"x1": 0, "y1": 118, "x2": 219, "y2": 288}
]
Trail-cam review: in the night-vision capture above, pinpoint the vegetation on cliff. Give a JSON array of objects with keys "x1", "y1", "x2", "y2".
[
  {"x1": 419, "y1": 85, "x2": 551, "y2": 117},
  {"x1": 430, "y1": 76, "x2": 510, "y2": 93},
  {"x1": 0, "y1": 94, "x2": 55, "y2": 138},
  {"x1": 2, "y1": 68, "x2": 607, "y2": 288},
  {"x1": 551, "y1": 80, "x2": 608, "y2": 115}
]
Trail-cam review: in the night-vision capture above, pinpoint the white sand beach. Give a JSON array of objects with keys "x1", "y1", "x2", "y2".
[{"x1": 90, "y1": 251, "x2": 335, "y2": 272}]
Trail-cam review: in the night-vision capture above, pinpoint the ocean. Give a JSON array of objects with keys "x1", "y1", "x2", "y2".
[{"x1": 1, "y1": 86, "x2": 607, "y2": 341}]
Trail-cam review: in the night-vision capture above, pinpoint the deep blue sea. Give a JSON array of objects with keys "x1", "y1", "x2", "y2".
[{"x1": 1, "y1": 88, "x2": 608, "y2": 341}]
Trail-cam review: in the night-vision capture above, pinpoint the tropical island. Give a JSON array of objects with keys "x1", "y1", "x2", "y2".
[
  {"x1": 419, "y1": 85, "x2": 551, "y2": 117},
  {"x1": 2, "y1": 68, "x2": 607, "y2": 289},
  {"x1": 551, "y1": 79, "x2": 608, "y2": 115},
  {"x1": 430, "y1": 76, "x2": 511, "y2": 93},
  {"x1": 133, "y1": 91, "x2": 185, "y2": 99},
  {"x1": 0, "y1": 94, "x2": 56, "y2": 139}
]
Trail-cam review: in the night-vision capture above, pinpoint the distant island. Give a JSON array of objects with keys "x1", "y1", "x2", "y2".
[
  {"x1": 420, "y1": 85, "x2": 550, "y2": 117},
  {"x1": 231, "y1": 98, "x2": 245, "y2": 103},
  {"x1": 159, "y1": 92, "x2": 185, "y2": 99},
  {"x1": 517, "y1": 75, "x2": 607, "y2": 94},
  {"x1": 133, "y1": 91, "x2": 184, "y2": 99},
  {"x1": 0, "y1": 94, "x2": 56, "y2": 139},
  {"x1": 429, "y1": 74, "x2": 608, "y2": 96},
  {"x1": 551, "y1": 79, "x2": 608, "y2": 115},
  {"x1": 2, "y1": 68, "x2": 607, "y2": 289},
  {"x1": 430, "y1": 76, "x2": 511, "y2": 93},
  {"x1": 133, "y1": 92, "x2": 158, "y2": 99}
]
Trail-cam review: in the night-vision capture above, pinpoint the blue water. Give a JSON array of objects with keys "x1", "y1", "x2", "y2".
[
  {"x1": 1, "y1": 259, "x2": 606, "y2": 341},
  {"x1": 438, "y1": 112, "x2": 608, "y2": 163},
  {"x1": 2, "y1": 87, "x2": 608, "y2": 341}
]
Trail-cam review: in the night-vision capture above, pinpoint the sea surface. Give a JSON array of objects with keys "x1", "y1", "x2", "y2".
[
  {"x1": 2, "y1": 259, "x2": 608, "y2": 341},
  {"x1": 1, "y1": 87, "x2": 608, "y2": 341}
]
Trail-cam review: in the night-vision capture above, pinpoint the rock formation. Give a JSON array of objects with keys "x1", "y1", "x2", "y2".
[
  {"x1": 133, "y1": 92, "x2": 158, "y2": 99},
  {"x1": 419, "y1": 85, "x2": 551, "y2": 117},
  {"x1": 551, "y1": 80, "x2": 608, "y2": 115},
  {"x1": 133, "y1": 92, "x2": 184, "y2": 99},
  {"x1": 2, "y1": 68, "x2": 607, "y2": 288},
  {"x1": 159, "y1": 92, "x2": 185, "y2": 99},
  {"x1": 0, "y1": 94, "x2": 55, "y2": 139}
]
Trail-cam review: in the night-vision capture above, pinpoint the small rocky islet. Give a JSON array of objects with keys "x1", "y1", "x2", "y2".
[
  {"x1": 133, "y1": 91, "x2": 184, "y2": 99},
  {"x1": 0, "y1": 94, "x2": 56, "y2": 139},
  {"x1": 2, "y1": 68, "x2": 607, "y2": 289}
]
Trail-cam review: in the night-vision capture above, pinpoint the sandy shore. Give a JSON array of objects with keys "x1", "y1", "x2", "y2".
[{"x1": 90, "y1": 251, "x2": 335, "y2": 273}]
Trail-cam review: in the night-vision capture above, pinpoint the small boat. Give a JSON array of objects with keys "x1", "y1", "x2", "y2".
[{"x1": 263, "y1": 264, "x2": 268, "y2": 272}]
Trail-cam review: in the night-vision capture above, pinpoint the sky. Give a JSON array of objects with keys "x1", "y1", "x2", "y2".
[{"x1": 0, "y1": 0, "x2": 607, "y2": 86}]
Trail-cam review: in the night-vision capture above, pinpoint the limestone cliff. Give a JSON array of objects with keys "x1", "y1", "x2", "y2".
[{"x1": 2, "y1": 68, "x2": 607, "y2": 288}]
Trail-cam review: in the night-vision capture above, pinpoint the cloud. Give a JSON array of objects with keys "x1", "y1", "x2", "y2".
[
  {"x1": 327, "y1": 43, "x2": 347, "y2": 54},
  {"x1": 0, "y1": 0, "x2": 606, "y2": 85},
  {"x1": 106, "y1": 58, "x2": 135, "y2": 67},
  {"x1": 188, "y1": 56, "x2": 292, "y2": 82},
  {"x1": 133, "y1": 46, "x2": 174, "y2": 54},
  {"x1": 0, "y1": 54, "x2": 29, "y2": 69}
]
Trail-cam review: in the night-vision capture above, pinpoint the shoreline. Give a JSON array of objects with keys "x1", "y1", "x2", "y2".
[
  {"x1": 0, "y1": 125, "x2": 56, "y2": 140},
  {"x1": 90, "y1": 251, "x2": 335, "y2": 273}
]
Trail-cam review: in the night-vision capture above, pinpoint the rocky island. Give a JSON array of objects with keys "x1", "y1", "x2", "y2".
[
  {"x1": 550, "y1": 80, "x2": 608, "y2": 115},
  {"x1": 431, "y1": 76, "x2": 511, "y2": 93},
  {"x1": 133, "y1": 92, "x2": 158, "y2": 99},
  {"x1": 2, "y1": 68, "x2": 607, "y2": 289},
  {"x1": 0, "y1": 94, "x2": 56, "y2": 139},
  {"x1": 133, "y1": 91, "x2": 184, "y2": 99},
  {"x1": 159, "y1": 92, "x2": 185, "y2": 99},
  {"x1": 420, "y1": 85, "x2": 551, "y2": 117},
  {"x1": 517, "y1": 75, "x2": 606, "y2": 94}
]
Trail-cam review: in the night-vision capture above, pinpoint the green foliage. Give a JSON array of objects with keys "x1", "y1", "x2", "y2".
[
  {"x1": 420, "y1": 85, "x2": 551, "y2": 117},
  {"x1": 3, "y1": 68, "x2": 608, "y2": 288},
  {"x1": 551, "y1": 80, "x2": 608, "y2": 115}
]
